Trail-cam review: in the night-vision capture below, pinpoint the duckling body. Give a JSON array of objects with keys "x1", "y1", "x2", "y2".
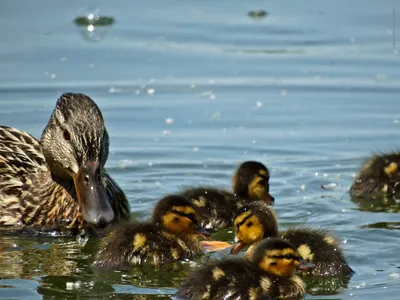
[
  {"x1": 94, "y1": 195, "x2": 210, "y2": 268},
  {"x1": 350, "y1": 152, "x2": 400, "y2": 198},
  {"x1": 0, "y1": 93, "x2": 130, "y2": 232},
  {"x1": 280, "y1": 228, "x2": 352, "y2": 277},
  {"x1": 176, "y1": 238, "x2": 313, "y2": 300},
  {"x1": 179, "y1": 161, "x2": 274, "y2": 230},
  {"x1": 230, "y1": 202, "x2": 353, "y2": 277}
]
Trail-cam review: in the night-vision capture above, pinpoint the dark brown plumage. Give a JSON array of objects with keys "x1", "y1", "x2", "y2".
[
  {"x1": 93, "y1": 195, "x2": 209, "y2": 269},
  {"x1": 176, "y1": 238, "x2": 311, "y2": 300},
  {"x1": 0, "y1": 93, "x2": 130, "y2": 234},
  {"x1": 350, "y1": 152, "x2": 400, "y2": 198},
  {"x1": 179, "y1": 161, "x2": 274, "y2": 230}
]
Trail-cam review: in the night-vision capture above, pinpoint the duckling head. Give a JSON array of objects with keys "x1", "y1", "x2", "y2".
[
  {"x1": 246, "y1": 238, "x2": 315, "y2": 277},
  {"x1": 231, "y1": 202, "x2": 278, "y2": 254},
  {"x1": 40, "y1": 93, "x2": 114, "y2": 228},
  {"x1": 153, "y1": 195, "x2": 211, "y2": 237},
  {"x1": 232, "y1": 161, "x2": 274, "y2": 205}
]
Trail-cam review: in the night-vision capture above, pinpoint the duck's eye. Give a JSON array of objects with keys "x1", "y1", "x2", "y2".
[
  {"x1": 246, "y1": 221, "x2": 253, "y2": 227},
  {"x1": 63, "y1": 130, "x2": 71, "y2": 141},
  {"x1": 284, "y1": 254, "x2": 292, "y2": 259},
  {"x1": 84, "y1": 175, "x2": 90, "y2": 185},
  {"x1": 173, "y1": 217, "x2": 180, "y2": 223}
]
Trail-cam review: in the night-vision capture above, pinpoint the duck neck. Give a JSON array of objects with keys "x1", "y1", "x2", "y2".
[{"x1": 31, "y1": 172, "x2": 83, "y2": 228}]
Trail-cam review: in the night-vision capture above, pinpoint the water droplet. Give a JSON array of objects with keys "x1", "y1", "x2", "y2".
[
  {"x1": 281, "y1": 89, "x2": 287, "y2": 95},
  {"x1": 193, "y1": 147, "x2": 199, "y2": 152},
  {"x1": 300, "y1": 184, "x2": 306, "y2": 191},
  {"x1": 74, "y1": 9, "x2": 115, "y2": 42},
  {"x1": 210, "y1": 94, "x2": 216, "y2": 100},
  {"x1": 51, "y1": 73, "x2": 56, "y2": 79},
  {"x1": 147, "y1": 88, "x2": 155, "y2": 95},
  {"x1": 66, "y1": 282, "x2": 74, "y2": 290},
  {"x1": 165, "y1": 118, "x2": 174, "y2": 125},
  {"x1": 256, "y1": 101, "x2": 263, "y2": 108},
  {"x1": 162, "y1": 130, "x2": 171, "y2": 136}
]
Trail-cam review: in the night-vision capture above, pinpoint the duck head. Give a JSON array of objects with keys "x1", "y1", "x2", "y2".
[
  {"x1": 232, "y1": 161, "x2": 275, "y2": 205},
  {"x1": 246, "y1": 238, "x2": 315, "y2": 277},
  {"x1": 41, "y1": 93, "x2": 114, "y2": 228},
  {"x1": 153, "y1": 195, "x2": 211, "y2": 237},
  {"x1": 231, "y1": 202, "x2": 278, "y2": 254}
]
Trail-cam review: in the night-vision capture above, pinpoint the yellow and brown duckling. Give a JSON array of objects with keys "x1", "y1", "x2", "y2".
[
  {"x1": 179, "y1": 161, "x2": 274, "y2": 230},
  {"x1": 203, "y1": 202, "x2": 354, "y2": 277},
  {"x1": 0, "y1": 93, "x2": 130, "y2": 234},
  {"x1": 176, "y1": 237, "x2": 315, "y2": 300},
  {"x1": 350, "y1": 152, "x2": 400, "y2": 198},
  {"x1": 93, "y1": 195, "x2": 211, "y2": 269}
]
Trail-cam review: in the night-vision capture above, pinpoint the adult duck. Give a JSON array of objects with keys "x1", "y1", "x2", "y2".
[{"x1": 0, "y1": 93, "x2": 130, "y2": 234}]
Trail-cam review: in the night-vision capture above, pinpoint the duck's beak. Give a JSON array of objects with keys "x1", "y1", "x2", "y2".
[
  {"x1": 265, "y1": 193, "x2": 275, "y2": 205},
  {"x1": 296, "y1": 260, "x2": 316, "y2": 271},
  {"x1": 73, "y1": 161, "x2": 114, "y2": 228},
  {"x1": 195, "y1": 225, "x2": 212, "y2": 238},
  {"x1": 230, "y1": 241, "x2": 246, "y2": 254},
  {"x1": 200, "y1": 240, "x2": 233, "y2": 252}
]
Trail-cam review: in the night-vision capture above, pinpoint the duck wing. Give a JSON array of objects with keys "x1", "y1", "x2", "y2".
[
  {"x1": 103, "y1": 171, "x2": 130, "y2": 221},
  {"x1": 0, "y1": 126, "x2": 49, "y2": 226}
]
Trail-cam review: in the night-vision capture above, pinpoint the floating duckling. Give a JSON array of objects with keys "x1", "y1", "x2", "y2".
[
  {"x1": 0, "y1": 93, "x2": 130, "y2": 233},
  {"x1": 350, "y1": 152, "x2": 400, "y2": 198},
  {"x1": 176, "y1": 237, "x2": 315, "y2": 300},
  {"x1": 93, "y1": 195, "x2": 211, "y2": 268},
  {"x1": 179, "y1": 161, "x2": 274, "y2": 230},
  {"x1": 202, "y1": 202, "x2": 354, "y2": 277}
]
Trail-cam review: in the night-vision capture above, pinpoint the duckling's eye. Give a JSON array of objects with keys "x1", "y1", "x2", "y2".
[
  {"x1": 246, "y1": 221, "x2": 253, "y2": 227},
  {"x1": 63, "y1": 130, "x2": 71, "y2": 141},
  {"x1": 173, "y1": 217, "x2": 180, "y2": 223}
]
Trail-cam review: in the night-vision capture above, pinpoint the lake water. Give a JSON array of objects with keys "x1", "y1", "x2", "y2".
[{"x1": 0, "y1": 0, "x2": 400, "y2": 299}]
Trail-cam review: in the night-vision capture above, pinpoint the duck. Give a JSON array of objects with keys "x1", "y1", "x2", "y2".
[
  {"x1": 202, "y1": 202, "x2": 354, "y2": 277},
  {"x1": 179, "y1": 160, "x2": 274, "y2": 230},
  {"x1": 350, "y1": 152, "x2": 400, "y2": 198},
  {"x1": 176, "y1": 237, "x2": 315, "y2": 300},
  {"x1": 0, "y1": 93, "x2": 130, "y2": 234},
  {"x1": 93, "y1": 194, "x2": 211, "y2": 269}
]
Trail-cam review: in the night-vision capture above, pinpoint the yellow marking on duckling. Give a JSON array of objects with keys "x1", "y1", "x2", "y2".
[
  {"x1": 236, "y1": 215, "x2": 264, "y2": 246},
  {"x1": 170, "y1": 247, "x2": 180, "y2": 260},
  {"x1": 202, "y1": 284, "x2": 211, "y2": 299},
  {"x1": 258, "y1": 169, "x2": 269, "y2": 178},
  {"x1": 266, "y1": 248, "x2": 297, "y2": 257},
  {"x1": 171, "y1": 205, "x2": 196, "y2": 215},
  {"x1": 259, "y1": 248, "x2": 299, "y2": 277},
  {"x1": 234, "y1": 211, "x2": 252, "y2": 228},
  {"x1": 382, "y1": 184, "x2": 388, "y2": 193},
  {"x1": 297, "y1": 244, "x2": 314, "y2": 261},
  {"x1": 384, "y1": 162, "x2": 398, "y2": 177},
  {"x1": 249, "y1": 287, "x2": 261, "y2": 300},
  {"x1": 132, "y1": 233, "x2": 147, "y2": 250},
  {"x1": 324, "y1": 235, "x2": 337, "y2": 246},
  {"x1": 192, "y1": 196, "x2": 207, "y2": 208},
  {"x1": 259, "y1": 277, "x2": 272, "y2": 292},
  {"x1": 212, "y1": 267, "x2": 225, "y2": 281}
]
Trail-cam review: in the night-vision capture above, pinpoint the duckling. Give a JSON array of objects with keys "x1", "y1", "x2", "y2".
[
  {"x1": 0, "y1": 93, "x2": 130, "y2": 233},
  {"x1": 350, "y1": 152, "x2": 400, "y2": 198},
  {"x1": 176, "y1": 237, "x2": 315, "y2": 300},
  {"x1": 93, "y1": 195, "x2": 211, "y2": 268},
  {"x1": 179, "y1": 161, "x2": 274, "y2": 230},
  {"x1": 203, "y1": 202, "x2": 353, "y2": 277}
]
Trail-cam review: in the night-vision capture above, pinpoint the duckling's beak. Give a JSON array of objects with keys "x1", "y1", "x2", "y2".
[
  {"x1": 230, "y1": 241, "x2": 246, "y2": 254},
  {"x1": 200, "y1": 240, "x2": 233, "y2": 252},
  {"x1": 195, "y1": 225, "x2": 212, "y2": 238},
  {"x1": 296, "y1": 260, "x2": 316, "y2": 271},
  {"x1": 265, "y1": 193, "x2": 274, "y2": 205},
  {"x1": 73, "y1": 161, "x2": 114, "y2": 228}
]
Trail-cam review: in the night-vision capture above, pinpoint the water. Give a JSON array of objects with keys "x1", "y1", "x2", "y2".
[{"x1": 0, "y1": 0, "x2": 400, "y2": 299}]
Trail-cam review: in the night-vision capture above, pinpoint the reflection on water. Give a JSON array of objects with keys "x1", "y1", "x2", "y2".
[
  {"x1": 351, "y1": 195, "x2": 400, "y2": 213},
  {"x1": 74, "y1": 8, "x2": 115, "y2": 42}
]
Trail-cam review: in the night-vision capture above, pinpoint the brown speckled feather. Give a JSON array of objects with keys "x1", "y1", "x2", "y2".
[{"x1": 0, "y1": 126, "x2": 129, "y2": 230}]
